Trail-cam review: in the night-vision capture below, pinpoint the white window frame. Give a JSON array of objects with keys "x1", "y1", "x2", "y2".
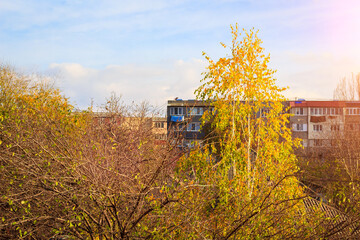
[
  {"x1": 311, "y1": 108, "x2": 330, "y2": 116},
  {"x1": 330, "y1": 108, "x2": 335, "y2": 115},
  {"x1": 170, "y1": 107, "x2": 184, "y2": 116},
  {"x1": 313, "y1": 124, "x2": 323, "y2": 132},
  {"x1": 329, "y1": 108, "x2": 341, "y2": 115},
  {"x1": 311, "y1": 108, "x2": 319, "y2": 116},
  {"x1": 294, "y1": 108, "x2": 304, "y2": 116},
  {"x1": 189, "y1": 107, "x2": 204, "y2": 116},
  {"x1": 346, "y1": 108, "x2": 360, "y2": 115},
  {"x1": 155, "y1": 122, "x2": 164, "y2": 128},
  {"x1": 292, "y1": 123, "x2": 307, "y2": 132}
]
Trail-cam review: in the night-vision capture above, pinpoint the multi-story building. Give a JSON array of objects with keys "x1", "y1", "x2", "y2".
[
  {"x1": 152, "y1": 117, "x2": 167, "y2": 145},
  {"x1": 290, "y1": 100, "x2": 343, "y2": 149},
  {"x1": 167, "y1": 99, "x2": 211, "y2": 148},
  {"x1": 290, "y1": 100, "x2": 360, "y2": 145},
  {"x1": 93, "y1": 113, "x2": 167, "y2": 146},
  {"x1": 167, "y1": 98, "x2": 360, "y2": 152}
]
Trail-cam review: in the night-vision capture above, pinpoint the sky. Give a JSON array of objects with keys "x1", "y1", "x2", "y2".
[{"x1": 1, "y1": 0, "x2": 360, "y2": 111}]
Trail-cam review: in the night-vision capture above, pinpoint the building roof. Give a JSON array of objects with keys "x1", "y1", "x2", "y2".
[
  {"x1": 169, "y1": 99, "x2": 360, "y2": 108},
  {"x1": 290, "y1": 100, "x2": 360, "y2": 108},
  {"x1": 167, "y1": 99, "x2": 211, "y2": 107}
]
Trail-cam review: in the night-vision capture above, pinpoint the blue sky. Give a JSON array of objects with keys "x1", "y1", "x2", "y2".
[{"x1": 1, "y1": 0, "x2": 360, "y2": 110}]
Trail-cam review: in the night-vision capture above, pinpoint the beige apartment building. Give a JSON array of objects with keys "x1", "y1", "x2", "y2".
[
  {"x1": 167, "y1": 99, "x2": 360, "y2": 153},
  {"x1": 290, "y1": 100, "x2": 360, "y2": 152},
  {"x1": 93, "y1": 112, "x2": 167, "y2": 146}
]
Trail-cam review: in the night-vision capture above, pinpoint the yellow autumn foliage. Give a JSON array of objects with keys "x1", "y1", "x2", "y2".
[{"x1": 165, "y1": 25, "x2": 320, "y2": 239}]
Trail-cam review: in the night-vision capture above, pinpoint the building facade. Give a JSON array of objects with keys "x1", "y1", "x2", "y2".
[
  {"x1": 167, "y1": 99, "x2": 211, "y2": 148},
  {"x1": 167, "y1": 99, "x2": 360, "y2": 151},
  {"x1": 290, "y1": 100, "x2": 345, "y2": 150},
  {"x1": 290, "y1": 100, "x2": 360, "y2": 148},
  {"x1": 93, "y1": 113, "x2": 167, "y2": 146},
  {"x1": 152, "y1": 117, "x2": 167, "y2": 145}
]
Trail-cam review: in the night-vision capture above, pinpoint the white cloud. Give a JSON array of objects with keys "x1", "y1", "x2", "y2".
[
  {"x1": 48, "y1": 48, "x2": 360, "y2": 110},
  {"x1": 48, "y1": 59, "x2": 207, "y2": 109},
  {"x1": 3, "y1": 0, "x2": 360, "y2": 108},
  {"x1": 49, "y1": 63, "x2": 94, "y2": 79}
]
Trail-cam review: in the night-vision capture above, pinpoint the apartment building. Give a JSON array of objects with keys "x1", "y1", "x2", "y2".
[
  {"x1": 290, "y1": 100, "x2": 345, "y2": 149},
  {"x1": 167, "y1": 99, "x2": 211, "y2": 148},
  {"x1": 290, "y1": 100, "x2": 360, "y2": 149},
  {"x1": 93, "y1": 112, "x2": 167, "y2": 145},
  {"x1": 167, "y1": 98, "x2": 360, "y2": 151},
  {"x1": 152, "y1": 117, "x2": 167, "y2": 145}
]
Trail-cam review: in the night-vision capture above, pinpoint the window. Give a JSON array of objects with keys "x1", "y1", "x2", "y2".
[
  {"x1": 329, "y1": 108, "x2": 342, "y2": 115},
  {"x1": 187, "y1": 122, "x2": 200, "y2": 132},
  {"x1": 314, "y1": 139, "x2": 322, "y2": 147},
  {"x1": 170, "y1": 107, "x2": 184, "y2": 116},
  {"x1": 311, "y1": 108, "x2": 327, "y2": 115},
  {"x1": 311, "y1": 108, "x2": 319, "y2": 115},
  {"x1": 154, "y1": 122, "x2": 164, "y2": 128},
  {"x1": 311, "y1": 108, "x2": 342, "y2": 115},
  {"x1": 155, "y1": 134, "x2": 167, "y2": 140},
  {"x1": 261, "y1": 108, "x2": 270, "y2": 117},
  {"x1": 292, "y1": 123, "x2": 307, "y2": 131},
  {"x1": 294, "y1": 108, "x2": 304, "y2": 115},
  {"x1": 301, "y1": 139, "x2": 308, "y2": 147},
  {"x1": 346, "y1": 108, "x2": 360, "y2": 115},
  {"x1": 313, "y1": 124, "x2": 323, "y2": 132},
  {"x1": 330, "y1": 125, "x2": 340, "y2": 131},
  {"x1": 189, "y1": 107, "x2": 204, "y2": 116}
]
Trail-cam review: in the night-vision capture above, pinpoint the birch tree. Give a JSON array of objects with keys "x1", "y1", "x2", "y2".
[{"x1": 165, "y1": 25, "x2": 318, "y2": 239}]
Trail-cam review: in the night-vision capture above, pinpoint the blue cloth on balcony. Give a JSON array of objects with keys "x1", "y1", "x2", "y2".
[{"x1": 171, "y1": 116, "x2": 184, "y2": 122}]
